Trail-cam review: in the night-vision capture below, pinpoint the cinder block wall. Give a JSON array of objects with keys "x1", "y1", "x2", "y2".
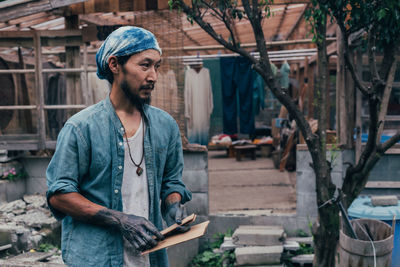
[
  {"x1": 20, "y1": 156, "x2": 50, "y2": 195},
  {"x1": 168, "y1": 150, "x2": 209, "y2": 267},
  {"x1": 296, "y1": 145, "x2": 354, "y2": 218}
]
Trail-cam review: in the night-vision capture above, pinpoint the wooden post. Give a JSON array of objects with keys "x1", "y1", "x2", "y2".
[
  {"x1": 33, "y1": 31, "x2": 46, "y2": 149},
  {"x1": 65, "y1": 15, "x2": 82, "y2": 107},
  {"x1": 82, "y1": 42, "x2": 93, "y2": 105},
  {"x1": 307, "y1": 63, "x2": 314, "y2": 119},
  {"x1": 355, "y1": 50, "x2": 362, "y2": 161},
  {"x1": 326, "y1": 56, "x2": 331, "y2": 129},
  {"x1": 336, "y1": 27, "x2": 355, "y2": 148}
]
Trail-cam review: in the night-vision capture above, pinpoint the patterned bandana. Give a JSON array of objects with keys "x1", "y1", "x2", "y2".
[{"x1": 96, "y1": 26, "x2": 162, "y2": 83}]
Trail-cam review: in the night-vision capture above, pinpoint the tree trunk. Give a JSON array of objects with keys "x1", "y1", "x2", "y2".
[
  {"x1": 312, "y1": 10, "x2": 340, "y2": 267},
  {"x1": 313, "y1": 201, "x2": 340, "y2": 266}
]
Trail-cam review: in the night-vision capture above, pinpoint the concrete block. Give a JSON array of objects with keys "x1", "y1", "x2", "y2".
[
  {"x1": 0, "y1": 230, "x2": 11, "y2": 246},
  {"x1": 2, "y1": 179, "x2": 26, "y2": 203},
  {"x1": 331, "y1": 172, "x2": 343, "y2": 188},
  {"x1": 167, "y1": 238, "x2": 199, "y2": 267},
  {"x1": 25, "y1": 177, "x2": 47, "y2": 195},
  {"x1": 20, "y1": 157, "x2": 51, "y2": 178},
  {"x1": 182, "y1": 169, "x2": 208, "y2": 193},
  {"x1": 297, "y1": 192, "x2": 317, "y2": 217},
  {"x1": 296, "y1": 151, "x2": 312, "y2": 172},
  {"x1": 183, "y1": 151, "x2": 208, "y2": 171},
  {"x1": 235, "y1": 245, "x2": 283, "y2": 265},
  {"x1": 232, "y1": 225, "x2": 284, "y2": 246},
  {"x1": 220, "y1": 236, "x2": 237, "y2": 251},
  {"x1": 185, "y1": 193, "x2": 208, "y2": 216},
  {"x1": 296, "y1": 170, "x2": 316, "y2": 194}
]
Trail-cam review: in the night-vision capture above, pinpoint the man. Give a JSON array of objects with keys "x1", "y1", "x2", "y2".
[{"x1": 46, "y1": 26, "x2": 192, "y2": 267}]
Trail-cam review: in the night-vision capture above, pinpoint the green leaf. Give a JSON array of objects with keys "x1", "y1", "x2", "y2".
[{"x1": 378, "y1": 9, "x2": 386, "y2": 20}]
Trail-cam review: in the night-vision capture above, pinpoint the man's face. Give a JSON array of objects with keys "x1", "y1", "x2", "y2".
[{"x1": 119, "y1": 49, "x2": 161, "y2": 106}]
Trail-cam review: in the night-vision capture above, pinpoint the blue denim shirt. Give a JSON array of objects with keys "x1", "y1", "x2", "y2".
[{"x1": 46, "y1": 96, "x2": 192, "y2": 267}]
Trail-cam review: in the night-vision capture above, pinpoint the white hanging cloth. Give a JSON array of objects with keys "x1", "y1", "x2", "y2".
[
  {"x1": 184, "y1": 67, "x2": 213, "y2": 145},
  {"x1": 153, "y1": 69, "x2": 178, "y2": 114}
]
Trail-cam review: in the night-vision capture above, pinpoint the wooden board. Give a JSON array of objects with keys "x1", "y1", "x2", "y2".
[{"x1": 142, "y1": 220, "x2": 210, "y2": 255}]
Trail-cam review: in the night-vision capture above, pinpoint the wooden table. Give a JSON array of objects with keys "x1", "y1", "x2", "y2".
[{"x1": 234, "y1": 145, "x2": 257, "y2": 161}]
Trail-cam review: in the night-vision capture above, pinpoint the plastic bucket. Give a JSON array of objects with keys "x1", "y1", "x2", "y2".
[{"x1": 337, "y1": 218, "x2": 393, "y2": 267}]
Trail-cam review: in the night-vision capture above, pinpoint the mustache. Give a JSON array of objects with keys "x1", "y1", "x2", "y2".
[{"x1": 140, "y1": 84, "x2": 154, "y2": 90}]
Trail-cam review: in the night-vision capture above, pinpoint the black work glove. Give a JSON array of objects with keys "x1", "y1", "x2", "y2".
[
  {"x1": 117, "y1": 213, "x2": 164, "y2": 252},
  {"x1": 164, "y1": 202, "x2": 190, "y2": 234}
]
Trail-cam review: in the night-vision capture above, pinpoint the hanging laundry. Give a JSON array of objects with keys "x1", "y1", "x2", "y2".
[
  {"x1": 252, "y1": 70, "x2": 265, "y2": 116},
  {"x1": 89, "y1": 72, "x2": 110, "y2": 104},
  {"x1": 280, "y1": 61, "x2": 290, "y2": 89},
  {"x1": 184, "y1": 66, "x2": 213, "y2": 145},
  {"x1": 203, "y1": 58, "x2": 222, "y2": 137},
  {"x1": 220, "y1": 57, "x2": 254, "y2": 135},
  {"x1": 153, "y1": 69, "x2": 178, "y2": 115},
  {"x1": 43, "y1": 62, "x2": 67, "y2": 139}
]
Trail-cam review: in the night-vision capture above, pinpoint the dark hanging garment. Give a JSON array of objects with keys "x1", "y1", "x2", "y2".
[
  {"x1": 203, "y1": 58, "x2": 222, "y2": 136},
  {"x1": 43, "y1": 62, "x2": 67, "y2": 139},
  {"x1": 0, "y1": 57, "x2": 14, "y2": 132},
  {"x1": 220, "y1": 57, "x2": 255, "y2": 135}
]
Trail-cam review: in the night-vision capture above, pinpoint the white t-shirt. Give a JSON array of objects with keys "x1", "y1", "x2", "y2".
[{"x1": 121, "y1": 119, "x2": 150, "y2": 267}]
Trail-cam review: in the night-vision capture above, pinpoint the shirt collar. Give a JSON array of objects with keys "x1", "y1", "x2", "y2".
[{"x1": 104, "y1": 95, "x2": 151, "y2": 136}]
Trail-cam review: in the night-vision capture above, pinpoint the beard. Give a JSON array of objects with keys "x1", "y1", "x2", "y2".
[{"x1": 120, "y1": 80, "x2": 152, "y2": 109}]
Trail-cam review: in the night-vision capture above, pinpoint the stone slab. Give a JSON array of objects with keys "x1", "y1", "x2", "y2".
[
  {"x1": 371, "y1": 195, "x2": 398, "y2": 206},
  {"x1": 283, "y1": 240, "x2": 300, "y2": 251},
  {"x1": 286, "y1": 237, "x2": 313, "y2": 245},
  {"x1": 291, "y1": 254, "x2": 314, "y2": 264},
  {"x1": 9, "y1": 251, "x2": 53, "y2": 262},
  {"x1": 235, "y1": 245, "x2": 283, "y2": 265},
  {"x1": 233, "y1": 225, "x2": 284, "y2": 246}
]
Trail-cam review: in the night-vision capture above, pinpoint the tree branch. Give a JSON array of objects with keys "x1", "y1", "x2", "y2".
[
  {"x1": 367, "y1": 28, "x2": 383, "y2": 91},
  {"x1": 379, "y1": 131, "x2": 400, "y2": 152}
]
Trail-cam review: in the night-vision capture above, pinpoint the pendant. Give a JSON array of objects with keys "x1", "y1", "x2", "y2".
[{"x1": 136, "y1": 166, "x2": 143, "y2": 176}]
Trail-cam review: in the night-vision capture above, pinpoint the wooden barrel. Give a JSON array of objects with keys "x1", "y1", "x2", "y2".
[{"x1": 337, "y1": 218, "x2": 394, "y2": 267}]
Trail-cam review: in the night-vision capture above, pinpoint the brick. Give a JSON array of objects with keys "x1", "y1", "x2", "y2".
[
  {"x1": 235, "y1": 245, "x2": 283, "y2": 265},
  {"x1": 233, "y1": 225, "x2": 284, "y2": 246}
]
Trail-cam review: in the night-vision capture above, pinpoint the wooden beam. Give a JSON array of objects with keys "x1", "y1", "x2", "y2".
[
  {"x1": 0, "y1": 30, "x2": 84, "y2": 47},
  {"x1": 285, "y1": 4, "x2": 308, "y2": 40},
  {"x1": 181, "y1": 38, "x2": 334, "y2": 51},
  {"x1": 273, "y1": 5, "x2": 287, "y2": 40},
  {"x1": 133, "y1": 0, "x2": 146, "y2": 11},
  {"x1": 84, "y1": 0, "x2": 95, "y2": 13},
  {"x1": 0, "y1": 0, "x2": 88, "y2": 23},
  {"x1": 270, "y1": 0, "x2": 310, "y2": 4}
]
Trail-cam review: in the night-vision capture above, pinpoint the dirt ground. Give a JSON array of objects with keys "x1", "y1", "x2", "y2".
[{"x1": 208, "y1": 150, "x2": 297, "y2": 214}]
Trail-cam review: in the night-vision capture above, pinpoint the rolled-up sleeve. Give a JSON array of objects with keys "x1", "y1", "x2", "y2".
[
  {"x1": 160, "y1": 122, "x2": 192, "y2": 205},
  {"x1": 46, "y1": 123, "x2": 89, "y2": 220}
]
